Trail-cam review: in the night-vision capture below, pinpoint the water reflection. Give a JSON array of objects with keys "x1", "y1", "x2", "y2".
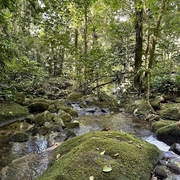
[{"x1": 11, "y1": 135, "x2": 48, "y2": 158}]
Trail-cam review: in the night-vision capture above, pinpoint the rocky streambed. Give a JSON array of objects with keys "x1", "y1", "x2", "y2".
[{"x1": 1, "y1": 92, "x2": 180, "y2": 180}]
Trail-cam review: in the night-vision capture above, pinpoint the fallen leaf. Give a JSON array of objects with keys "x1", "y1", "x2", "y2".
[
  {"x1": 100, "y1": 150, "x2": 105, "y2": 156},
  {"x1": 103, "y1": 165, "x2": 112, "y2": 173},
  {"x1": 136, "y1": 144, "x2": 142, "y2": 149},
  {"x1": 114, "y1": 153, "x2": 119, "y2": 157},
  {"x1": 89, "y1": 176, "x2": 94, "y2": 180},
  {"x1": 56, "y1": 153, "x2": 61, "y2": 161}
]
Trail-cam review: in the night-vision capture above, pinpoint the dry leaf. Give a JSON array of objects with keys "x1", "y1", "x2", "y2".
[
  {"x1": 114, "y1": 153, "x2": 119, "y2": 157},
  {"x1": 89, "y1": 176, "x2": 94, "y2": 180},
  {"x1": 103, "y1": 165, "x2": 112, "y2": 173},
  {"x1": 56, "y1": 153, "x2": 61, "y2": 161},
  {"x1": 100, "y1": 150, "x2": 105, "y2": 155}
]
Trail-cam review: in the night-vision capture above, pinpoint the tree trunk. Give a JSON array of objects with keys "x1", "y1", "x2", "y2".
[
  {"x1": 83, "y1": 4, "x2": 88, "y2": 93},
  {"x1": 148, "y1": 0, "x2": 167, "y2": 69},
  {"x1": 134, "y1": 0, "x2": 143, "y2": 94},
  {"x1": 75, "y1": 28, "x2": 78, "y2": 52},
  {"x1": 92, "y1": 28, "x2": 97, "y2": 46},
  {"x1": 84, "y1": 7, "x2": 88, "y2": 55}
]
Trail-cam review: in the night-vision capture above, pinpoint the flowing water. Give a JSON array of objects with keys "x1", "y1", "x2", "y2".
[{"x1": 0, "y1": 105, "x2": 180, "y2": 179}]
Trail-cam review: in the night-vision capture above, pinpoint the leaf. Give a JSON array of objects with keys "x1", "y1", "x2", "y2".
[
  {"x1": 56, "y1": 153, "x2": 61, "y2": 161},
  {"x1": 89, "y1": 176, "x2": 94, "y2": 180},
  {"x1": 100, "y1": 150, "x2": 105, "y2": 155},
  {"x1": 114, "y1": 153, "x2": 119, "y2": 157},
  {"x1": 128, "y1": 141, "x2": 133, "y2": 144},
  {"x1": 136, "y1": 144, "x2": 142, "y2": 149},
  {"x1": 103, "y1": 165, "x2": 112, "y2": 173}
]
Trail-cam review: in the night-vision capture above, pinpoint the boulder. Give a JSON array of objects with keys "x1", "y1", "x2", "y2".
[
  {"x1": 167, "y1": 157, "x2": 180, "y2": 173},
  {"x1": 169, "y1": 143, "x2": 180, "y2": 156},
  {"x1": 156, "y1": 123, "x2": 180, "y2": 145},
  {"x1": 159, "y1": 103, "x2": 180, "y2": 120},
  {"x1": 66, "y1": 92, "x2": 84, "y2": 103},
  {"x1": 154, "y1": 165, "x2": 167, "y2": 178},
  {"x1": 53, "y1": 115, "x2": 65, "y2": 127},
  {"x1": 57, "y1": 110, "x2": 72, "y2": 123},
  {"x1": 125, "y1": 98, "x2": 151, "y2": 116},
  {"x1": 28, "y1": 101, "x2": 49, "y2": 113},
  {"x1": 36, "y1": 131, "x2": 161, "y2": 180},
  {"x1": 0, "y1": 102, "x2": 29, "y2": 126},
  {"x1": 152, "y1": 120, "x2": 177, "y2": 132},
  {"x1": 150, "y1": 97, "x2": 161, "y2": 110},
  {"x1": 82, "y1": 93, "x2": 119, "y2": 108},
  {"x1": 57, "y1": 106, "x2": 78, "y2": 117},
  {"x1": 34, "y1": 111, "x2": 55, "y2": 127},
  {"x1": 9, "y1": 133, "x2": 29, "y2": 142},
  {"x1": 65, "y1": 120, "x2": 80, "y2": 129}
]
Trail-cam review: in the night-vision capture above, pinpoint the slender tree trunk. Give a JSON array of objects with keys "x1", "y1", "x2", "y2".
[
  {"x1": 84, "y1": 7, "x2": 88, "y2": 55},
  {"x1": 83, "y1": 4, "x2": 88, "y2": 93},
  {"x1": 92, "y1": 28, "x2": 97, "y2": 46},
  {"x1": 134, "y1": 0, "x2": 143, "y2": 94},
  {"x1": 145, "y1": 0, "x2": 167, "y2": 113},
  {"x1": 75, "y1": 28, "x2": 78, "y2": 52},
  {"x1": 144, "y1": 11, "x2": 154, "y2": 111},
  {"x1": 148, "y1": 0, "x2": 167, "y2": 69}
]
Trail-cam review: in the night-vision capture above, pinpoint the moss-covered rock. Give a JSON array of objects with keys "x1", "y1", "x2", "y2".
[
  {"x1": 157, "y1": 123, "x2": 180, "y2": 145},
  {"x1": 125, "y1": 98, "x2": 150, "y2": 116},
  {"x1": 36, "y1": 131, "x2": 161, "y2": 180},
  {"x1": 152, "y1": 120, "x2": 177, "y2": 132},
  {"x1": 53, "y1": 115, "x2": 65, "y2": 127},
  {"x1": 82, "y1": 93, "x2": 119, "y2": 108},
  {"x1": 66, "y1": 92, "x2": 84, "y2": 103},
  {"x1": 28, "y1": 101, "x2": 49, "y2": 113},
  {"x1": 34, "y1": 111, "x2": 55, "y2": 126},
  {"x1": 159, "y1": 103, "x2": 180, "y2": 120},
  {"x1": 57, "y1": 106, "x2": 78, "y2": 117},
  {"x1": 0, "y1": 102, "x2": 29, "y2": 126},
  {"x1": 65, "y1": 120, "x2": 80, "y2": 129},
  {"x1": 154, "y1": 165, "x2": 167, "y2": 178},
  {"x1": 58, "y1": 110, "x2": 72, "y2": 123},
  {"x1": 9, "y1": 133, "x2": 29, "y2": 142},
  {"x1": 54, "y1": 99, "x2": 65, "y2": 108},
  {"x1": 150, "y1": 97, "x2": 161, "y2": 110}
]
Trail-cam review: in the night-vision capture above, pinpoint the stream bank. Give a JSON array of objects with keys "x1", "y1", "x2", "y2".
[{"x1": 1, "y1": 91, "x2": 180, "y2": 179}]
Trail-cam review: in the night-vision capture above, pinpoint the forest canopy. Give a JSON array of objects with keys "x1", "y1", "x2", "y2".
[{"x1": 0, "y1": 0, "x2": 180, "y2": 100}]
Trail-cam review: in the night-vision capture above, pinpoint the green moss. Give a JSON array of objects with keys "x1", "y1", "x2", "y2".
[
  {"x1": 36, "y1": 131, "x2": 161, "y2": 180},
  {"x1": 9, "y1": 132, "x2": 29, "y2": 142},
  {"x1": 159, "y1": 103, "x2": 180, "y2": 120},
  {"x1": 152, "y1": 120, "x2": 177, "y2": 132},
  {"x1": 0, "y1": 102, "x2": 29, "y2": 126},
  {"x1": 66, "y1": 92, "x2": 84, "y2": 103},
  {"x1": 157, "y1": 123, "x2": 180, "y2": 145},
  {"x1": 57, "y1": 106, "x2": 78, "y2": 117}
]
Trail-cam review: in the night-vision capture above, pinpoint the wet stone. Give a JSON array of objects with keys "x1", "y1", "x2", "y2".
[
  {"x1": 9, "y1": 133, "x2": 29, "y2": 142},
  {"x1": 169, "y1": 143, "x2": 180, "y2": 156},
  {"x1": 154, "y1": 165, "x2": 168, "y2": 178}
]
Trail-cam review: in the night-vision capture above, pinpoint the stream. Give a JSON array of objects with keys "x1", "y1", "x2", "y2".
[{"x1": 0, "y1": 104, "x2": 180, "y2": 179}]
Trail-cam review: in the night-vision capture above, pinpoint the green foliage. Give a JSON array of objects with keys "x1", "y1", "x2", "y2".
[
  {"x1": 0, "y1": 0, "x2": 179, "y2": 99},
  {"x1": 151, "y1": 74, "x2": 180, "y2": 93},
  {"x1": 0, "y1": 57, "x2": 46, "y2": 99}
]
